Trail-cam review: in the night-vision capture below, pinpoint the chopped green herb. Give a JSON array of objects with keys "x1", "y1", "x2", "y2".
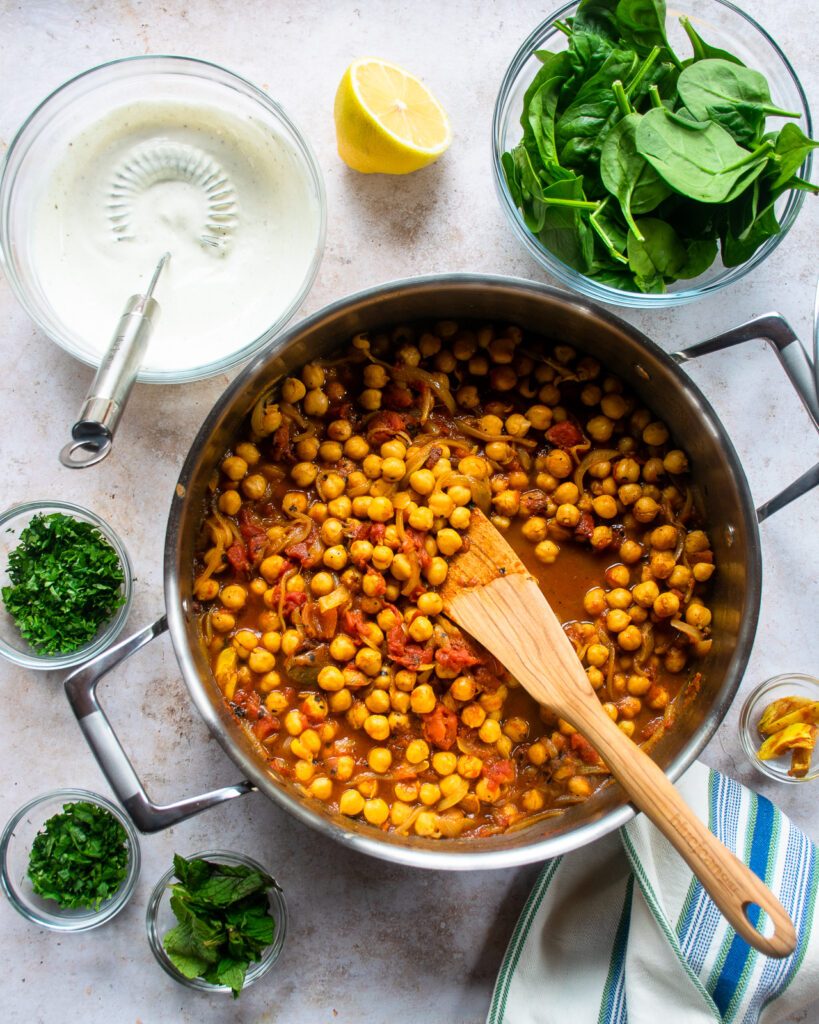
[
  {"x1": 162, "y1": 854, "x2": 277, "y2": 998},
  {"x1": 27, "y1": 801, "x2": 130, "y2": 910},
  {"x1": 2, "y1": 512, "x2": 125, "y2": 654}
]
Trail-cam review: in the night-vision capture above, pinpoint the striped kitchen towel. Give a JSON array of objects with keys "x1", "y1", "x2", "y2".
[{"x1": 487, "y1": 763, "x2": 818, "y2": 1024}]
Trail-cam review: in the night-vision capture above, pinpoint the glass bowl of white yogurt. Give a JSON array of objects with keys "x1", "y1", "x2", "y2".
[{"x1": 0, "y1": 56, "x2": 326, "y2": 383}]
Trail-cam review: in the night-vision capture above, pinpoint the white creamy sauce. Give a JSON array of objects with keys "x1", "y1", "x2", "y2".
[{"x1": 31, "y1": 99, "x2": 320, "y2": 374}]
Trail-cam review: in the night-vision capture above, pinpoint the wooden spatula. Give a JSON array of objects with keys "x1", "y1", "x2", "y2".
[{"x1": 440, "y1": 509, "x2": 796, "y2": 959}]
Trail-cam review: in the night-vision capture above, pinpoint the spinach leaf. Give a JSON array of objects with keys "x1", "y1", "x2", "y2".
[
  {"x1": 770, "y1": 122, "x2": 819, "y2": 188},
  {"x1": 536, "y1": 177, "x2": 597, "y2": 273},
  {"x1": 560, "y1": 31, "x2": 618, "y2": 107},
  {"x1": 527, "y1": 58, "x2": 572, "y2": 172},
  {"x1": 677, "y1": 59, "x2": 801, "y2": 145},
  {"x1": 556, "y1": 47, "x2": 638, "y2": 170},
  {"x1": 601, "y1": 111, "x2": 671, "y2": 235},
  {"x1": 679, "y1": 16, "x2": 744, "y2": 66},
  {"x1": 635, "y1": 106, "x2": 771, "y2": 202},
  {"x1": 589, "y1": 197, "x2": 630, "y2": 263},
  {"x1": 573, "y1": 0, "x2": 620, "y2": 42},
  {"x1": 678, "y1": 237, "x2": 718, "y2": 278},
  {"x1": 615, "y1": 0, "x2": 680, "y2": 66},
  {"x1": 627, "y1": 216, "x2": 686, "y2": 289}
]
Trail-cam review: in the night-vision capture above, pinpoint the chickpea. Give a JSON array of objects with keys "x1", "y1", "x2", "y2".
[
  {"x1": 345, "y1": 435, "x2": 370, "y2": 461},
  {"x1": 567, "y1": 777, "x2": 592, "y2": 799},
  {"x1": 391, "y1": 553, "x2": 412, "y2": 581},
  {"x1": 646, "y1": 684, "x2": 670, "y2": 710},
  {"x1": 296, "y1": 437, "x2": 320, "y2": 461},
  {"x1": 218, "y1": 490, "x2": 242, "y2": 516},
  {"x1": 503, "y1": 717, "x2": 529, "y2": 743},
  {"x1": 479, "y1": 719, "x2": 501, "y2": 744},
  {"x1": 308, "y1": 571, "x2": 333, "y2": 597},
  {"x1": 553, "y1": 482, "x2": 579, "y2": 505},
  {"x1": 319, "y1": 472, "x2": 346, "y2": 501},
  {"x1": 619, "y1": 539, "x2": 643, "y2": 564},
  {"x1": 408, "y1": 505, "x2": 434, "y2": 532},
  {"x1": 587, "y1": 415, "x2": 614, "y2": 442},
  {"x1": 248, "y1": 647, "x2": 275, "y2": 674},
  {"x1": 664, "y1": 449, "x2": 689, "y2": 474},
  {"x1": 606, "y1": 608, "x2": 631, "y2": 632},
  {"x1": 281, "y1": 629, "x2": 303, "y2": 656},
  {"x1": 363, "y1": 714, "x2": 390, "y2": 741},
  {"x1": 264, "y1": 690, "x2": 287, "y2": 712},
  {"x1": 461, "y1": 703, "x2": 486, "y2": 728},
  {"x1": 522, "y1": 517, "x2": 548, "y2": 543},
  {"x1": 426, "y1": 557, "x2": 448, "y2": 586},
  {"x1": 653, "y1": 592, "x2": 680, "y2": 618},
  {"x1": 601, "y1": 393, "x2": 628, "y2": 420},
  {"x1": 583, "y1": 587, "x2": 607, "y2": 616},
  {"x1": 618, "y1": 483, "x2": 642, "y2": 507},
  {"x1": 632, "y1": 580, "x2": 660, "y2": 608},
  {"x1": 606, "y1": 588, "x2": 632, "y2": 610},
  {"x1": 435, "y1": 528, "x2": 463, "y2": 556},
  {"x1": 221, "y1": 455, "x2": 248, "y2": 481},
  {"x1": 592, "y1": 494, "x2": 618, "y2": 519},
  {"x1": 323, "y1": 545, "x2": 349, "y2": 571},
  {"x1": 650, "y1": 525, "x2": 677, "y2": 551},
  {"x1": 355, "y1": 647, "x2": 383, "y2": 677},
  {"x1": 449, "y1": 507, "x2": 471, "y2": 530},
  {"x1": 318, "y1": 665, "x2": 346, "y2": 691},
  {"x1": 220, "y1": 584, "x2": 247, "y2": 611},
  {"x1": 328, "y1": 495, "x2": 352, "y2": 519},
  {"x1": 410, "y1": 684, "x2": 437, "y2": 715},
  {"x1": 419, "y1": 783, "x2": 442, "y2": 806},
  {"x1": 409, "y1": 615, "x2": 434, "y2": 643},
  {"x1": 590, "y1": 526, "x2": 613, "y2": 550},
  {"x1": 617, "y1": 625, "x2": 642, "y2": 651},
  {"x1": 534, "y1": 540, "x2": 560, "y2": 564},
  {"x1": 545, "y1": 450, "x2": 572, "y2": 479},
  {"x1": 291, "y1": 462, "x2": 318, "y2": 488},
  {"x1": 693, "y1": 562, "x2": 715, "y2": 582},
  {"x1": 643, "y1": 421, "x2": 669, "y2": 446},
  {"x1": 554, "y1": 503, "x2": 579, "y2": 528},
  {"x1": 432, "y1": 751, "x2": 458, "y2": 776},
  {"x1": 685, "y1": 603, "x2": 712, "y2": 628},
  {"x1": 632, "y1": 497, "x2": 659, "y2": 524},
  {"x1": 586, "y1": 644, "x2": 609, "y2": 668},
  {"x1": 649, "y1": 550, "x2": 677, "y2": 579},
  {"x1": 282, "y1": 377, "x2": 307, "y2": 403}
]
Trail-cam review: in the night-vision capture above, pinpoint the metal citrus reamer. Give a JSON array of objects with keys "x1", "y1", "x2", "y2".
[{"x1": 60, "y1": 252, "x2": 171, "y2": 468}]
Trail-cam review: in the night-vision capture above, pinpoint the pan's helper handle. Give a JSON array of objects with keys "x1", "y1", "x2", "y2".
[
  {"x1": 64, "y1": 616, "x2": 254, "y2": 832},
  {"x1": 563, "y1": 692, "x2": 797, "y2": 958},
  {"x1": 672, "y1": 313, "x2": 819, "y2": 522}
]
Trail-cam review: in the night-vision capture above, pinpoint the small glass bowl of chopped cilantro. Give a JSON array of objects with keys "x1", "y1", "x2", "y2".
[
  {"x1": 146, "y1": 851, "x2": 288, "y2": 997},
  {"x1": 0, "y1": 788, "x2": 140, "y2": 931},
  {"x1": 492, "y1": 0, "x2": 814, "y2": 306},
  {"x1": 0, "y1": 500, "x2": 133, "y2": 671}
]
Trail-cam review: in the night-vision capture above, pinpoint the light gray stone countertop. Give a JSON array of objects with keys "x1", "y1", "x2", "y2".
[{"x1": 0, "y1": 2, "x2": 817, "y2": 1022}]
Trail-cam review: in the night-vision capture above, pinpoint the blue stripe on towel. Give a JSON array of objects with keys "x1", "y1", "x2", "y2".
[
  {"x1": 598, "y1": 875, "x2": 633, "y2": 1024},
  {"x1": 711, "y1": 794, "x2": 775, "y2": 1015}
]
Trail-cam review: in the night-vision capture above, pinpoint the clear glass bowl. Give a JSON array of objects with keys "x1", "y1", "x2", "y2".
[
  {"x1": 0, "y1": 55, "x2": 326, "y2": 383},
  {"x1": 492, "y1": 0, "x2": 814, "y2": 307},
  {"x1": 0, "y1": 499, "x2": 133, "y2": 671},
  {"x1": 0, "y1": 789, "x2": 140, "y2": 931},
  {"x1": 146, "y1": 850, "x2": 288, "y2": 994},
  {"x1": 739, "y1": 673, "x2": 819, "y2": 783}
]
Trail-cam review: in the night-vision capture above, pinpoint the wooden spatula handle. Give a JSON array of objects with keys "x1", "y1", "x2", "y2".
[
  {"x1": 446, "y1": 571, "x2": 796, "y2": 958},
  {"x1": 565, "y1": 694, "x2": 797, "y2": 958}
]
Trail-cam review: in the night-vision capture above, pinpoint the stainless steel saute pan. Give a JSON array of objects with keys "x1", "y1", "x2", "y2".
[{"x1": 64, "y1": 275, "x2": 819, "y2": 870}]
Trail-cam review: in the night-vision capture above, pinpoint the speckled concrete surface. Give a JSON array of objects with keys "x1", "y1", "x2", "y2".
[{"x1": 0, "y1": 2, "x2": 817, "y2": 1022}]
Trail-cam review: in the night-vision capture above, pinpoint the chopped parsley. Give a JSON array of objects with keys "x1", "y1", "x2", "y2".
[
  {"x1": 27, "y1": 801, "x2": 130, "y2": 910},
  {"x1": 2, "y1": 512, "x2": 125, "y2": 654},
  {"x1": 162, "y1": 854, "x2": 278, "y2": 998}
]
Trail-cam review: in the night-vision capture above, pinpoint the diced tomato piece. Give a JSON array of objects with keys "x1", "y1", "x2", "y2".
[
  {"x1": 369, "y1": 523, "x2": 386, "y2": 545},
  {"x1": 574, "y1": 511, "x2": 594, "y2": 541},
  {"x1": 253, "y1": 716, "x2": 280, "y2": 742},
  {"x1": 282, "y1": 591, "x2": 307, "y2": 614},
  {"x1": 366, "y1": 410, "x2": 407, "y2": 446},
  {"x1": 425, "y1": 446, "x2": 443, "y2": 469},
  {"x1": 482, "y1": 758, "x2": 516, "y2": 785},
  {"x1": 435, "y1": 641, "x2": 482, "y2": 671},
  {"x1": 271, "y1": 422, "x2": 295, "y2": 463},
  {"x1": 546, "y1": 421, "x2": 584, "y2": 449},
  {"x1": 519, "y1": 489, "x2": 548, "y2": 516},
  {"x1": 383, "y1": 384, "x2": 414, "y2": 410},
  {"x1": 570, "y1": 731, "x2": 602, "y2": 765},
  {"x1": 226, "y1": 543, "x2": 251, "y2": 573},
  {"x1": 422, "y1": 703, "x2": 459, "y2": 750}
]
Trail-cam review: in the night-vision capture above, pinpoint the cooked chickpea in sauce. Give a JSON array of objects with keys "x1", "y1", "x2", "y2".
[{"x1": 194, "y1": 322, "x2": 715, "y2": 839}]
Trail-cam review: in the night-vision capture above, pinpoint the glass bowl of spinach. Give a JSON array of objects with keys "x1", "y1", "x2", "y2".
[
  {"x1": 146, "y1": 851, "x2": 288, "y2": 997},
  {"x1": 0, "y1": 789, "x2": 140, "y2": 932},
  {"x1": 493, "y1": 0, "x2": 815, "y2": 305},
  {"x1": 0, "y1": 499, "x2": 133, "y2": 671}
]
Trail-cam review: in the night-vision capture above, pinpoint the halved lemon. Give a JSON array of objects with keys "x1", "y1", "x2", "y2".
[{"x1": 334, "y1": 58, "x2": 452, "y2": 175}]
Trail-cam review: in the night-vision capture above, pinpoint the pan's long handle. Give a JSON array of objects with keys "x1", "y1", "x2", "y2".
[
  {"x1": 565, "y1": 691, "x2": 797, "y2": 959},
  {"x1": 64, "y1": 617, "x2": 254, "y2": 832},
  {"x1": 672, "y1": 313, "x2": 819, "y2": 523}
]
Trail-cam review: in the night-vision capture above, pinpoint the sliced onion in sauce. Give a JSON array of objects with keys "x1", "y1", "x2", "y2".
[{"x1": 573, "y1": 448, "x2": 618, "y2": 493}]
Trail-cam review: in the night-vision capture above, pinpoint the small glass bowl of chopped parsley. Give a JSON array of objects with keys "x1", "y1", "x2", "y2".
[
  {"x1": 0, "y1": 500, "x2": 133, "y2": 671},
  {"x1": 146, "y1": 851, "x2": 288, "y2": 997},
  {"x1": 0, "y1": 788, "x2": 140, "y2": 931}
]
